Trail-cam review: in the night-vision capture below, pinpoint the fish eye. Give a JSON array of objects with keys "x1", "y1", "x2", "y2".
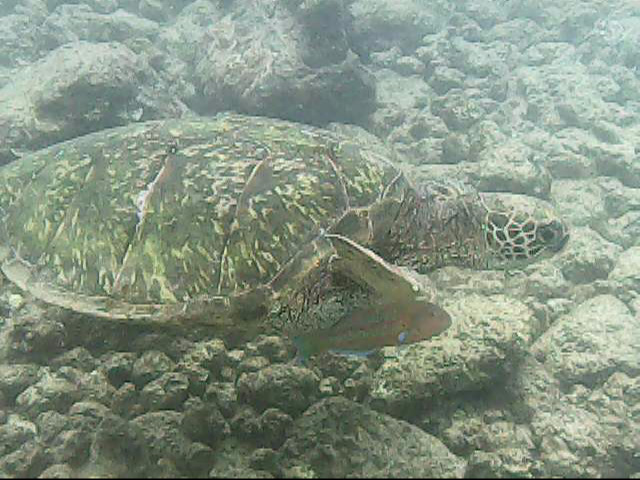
[{"x1": 166, "y1": 140, "x2": 179, "y2": 155}]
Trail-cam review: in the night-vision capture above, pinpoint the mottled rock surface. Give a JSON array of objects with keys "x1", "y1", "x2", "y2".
[
  {"x1": 368, "y1": 293, "x2": 538, "y2": 417},
  {"x1": 194, "y1": 0, "x2": 376, "y2": 125},
  {"x1": 0, "y1": 0, "x2": 638, "y2": 478},
  {"x1": 532, "y1": 295, "x2": 639, "y2": 385},
  {"x1": 0, "y1": 41, "x2": 146, "y2": 163},
  {"x1": 280, "y1": 397, "x2": 466, "y2": 478}
]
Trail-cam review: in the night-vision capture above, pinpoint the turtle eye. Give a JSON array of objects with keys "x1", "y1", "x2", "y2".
[
  {"x1": 539, "y1": 224, "x2": 556, "y2": 242},
  {"x1": 537, "y1": 221, "x2": 569, "y2": 252},
  {"x1": 539, "y1": 221, "x2": 564, "y2": 243}
]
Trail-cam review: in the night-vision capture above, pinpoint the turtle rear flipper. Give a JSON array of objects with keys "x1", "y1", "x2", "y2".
[
  {"x1": 326, "y1": 233, "x2": 424, "y2": 302},
  {"x1": 1, "y1": 253, "x2": 245, "y2": 327}
]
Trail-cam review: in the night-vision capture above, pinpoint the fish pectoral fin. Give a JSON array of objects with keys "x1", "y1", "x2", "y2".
[{"x1": 326, "y1": 234, "x2": 421, "y2": 301}]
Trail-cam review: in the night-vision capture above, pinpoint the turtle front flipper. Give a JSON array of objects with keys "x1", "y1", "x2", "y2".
[{"x1": 325, "y1": 233, "x2": 425, "y2": 302}]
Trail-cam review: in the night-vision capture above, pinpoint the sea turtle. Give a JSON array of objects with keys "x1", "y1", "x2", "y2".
[{"x1": 0, "y1": 113, "x2": 569, "y2": 339}]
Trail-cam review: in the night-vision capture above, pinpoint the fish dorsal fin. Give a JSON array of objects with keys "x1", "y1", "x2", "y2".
[{"x1": 326, "y1": 233, "x2": 421, "y2": 301}]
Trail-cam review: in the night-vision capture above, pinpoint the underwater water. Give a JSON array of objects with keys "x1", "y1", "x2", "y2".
[{"x1": 0, "y1": 0, "x2": 638, "y2": 478}]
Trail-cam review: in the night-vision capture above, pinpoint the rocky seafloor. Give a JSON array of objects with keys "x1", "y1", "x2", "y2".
[{"x1": 0, "y1": 0, "x2": 639, "y2": 477}]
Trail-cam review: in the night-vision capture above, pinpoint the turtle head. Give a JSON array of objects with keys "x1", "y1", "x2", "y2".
[
  {"x1": 481, "y1": 193, "x2": 569, "y2": 268},
  {"x1": 370, "y1": 182, "x2": 569, "y2": 272}
]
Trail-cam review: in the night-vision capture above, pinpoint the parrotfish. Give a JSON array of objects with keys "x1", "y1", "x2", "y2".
[{"x1": 292, "y1": 298, "x2": 452, "y2": 361}]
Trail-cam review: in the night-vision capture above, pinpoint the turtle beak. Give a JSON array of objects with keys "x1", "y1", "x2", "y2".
[
  {"x1": 551, "y1": 226, "x2": 570, "y2": 253},
  {"x1": 538, "y1": 218, "x2": 570, "y2": 254}
]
